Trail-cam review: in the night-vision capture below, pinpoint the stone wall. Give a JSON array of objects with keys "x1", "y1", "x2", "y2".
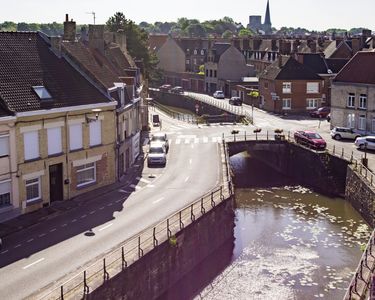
[
  {"x1": 346, "y1": 167, "x2": 375, "y2": 227},
  {"x1": 88, "y1": 196, "x2": 235, "y2": 300}
]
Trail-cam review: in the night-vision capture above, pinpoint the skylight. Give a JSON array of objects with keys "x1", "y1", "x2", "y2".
[{"x1": 33, "y1": 86, "x2": 52, "y2": 100}]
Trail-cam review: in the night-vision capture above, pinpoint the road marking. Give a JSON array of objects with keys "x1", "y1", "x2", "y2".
[
  {"x1": 99, "y1": 206, "x2": 105, "y2": 210},
  {"x1": 81, "y1": 215, "x2": 87, "y2": 219},
  {"x1": 194, "y1": 138, "x2": 199, "y2": 143},
  {"x1": 115, "y1": 199, "x2": 121, "y2": 203},
  {"x1": 212, "y1": 137, "x2": 218, "y2": 143},
  {"x1": 50, "y1": 228, "x2": 56, "y2": 232},
  {"x1": 189, "y1": 159, "x2": 193, "y2": 165},
  {"x1": 147, "y1": 184, "x2": 155, "y2": 188},
  {"x1": 137, "y1": 177, "x2": 151, "y2": 184},
  {"x1": 118, "y1": 189, "x2": 130, "y2": 193},
  {"x1": 203, "y1": 137, "x2": 208, "y2": 143},
  {"x1": 184, "y1": 176, "x2": 190, "y2": 182},
  {"x1": 89, "y1": 210, "x2": 96, "y2": 215},
  {"x1": 175, "y1": 138, "x2": 181, "y2": 144},
  {"x1": 153, "y1": 197, "x2": 164, "y2": 204},
  {"x1": 39, "y1": 233, "x2": 46, "y2": 237},
  {"x1": 184, "y1": 139, "x2": 190, "y2": 144},
  {"x1": 62, "y1": 223, "x2": 67, "y2": 227},
  {"x1": 107, "y1": 203, "x2": 113, "y2": 206},
  {"x1": 98, "y1": 223, "x2": 113, "y2": 232},
  {"x1": 27, "y1": 238, "x2": 34, "y2": 243},
  {"x1": 14, "y1": 244, "x2": 21, "y2": 248},
  {"x1": 130, "y1": 184, "x2": 141, "y2": 190},
  {"x1": 22, "y1": 258, "x2": 45, "y2": 270},
  {"x1": 1, "y1": 250, "x2": 9, "y2": 254},
  {"x1": 71, "y1": 219, "x2": 77, "y2": 223}
]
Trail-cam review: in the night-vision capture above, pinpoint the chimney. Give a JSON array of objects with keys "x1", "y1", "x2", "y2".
[
  {"x1": 50, "y1": 36, "x2": 62, "y2": 55},
  {"x1": 351, "y1": 38, "x2": 361, "y2": 54},
  {"x1": 310, "y1": 41, "x2": 317, "y2": 53},
  {"x1": 115, "y1": 29, "x2": 127, "y2": 53},
  {"x1": 278, "y1": 55, "x2": 283, "y2": 68},
  {"x1": 88, "y1": 25, "x2": 105, "y2": 53},
  {"x1": 63, "y1": 14, "x2": 76, "y2": 42},
  {"x1": 80, "y1": 26, "x2": 88, "y2": 42}
]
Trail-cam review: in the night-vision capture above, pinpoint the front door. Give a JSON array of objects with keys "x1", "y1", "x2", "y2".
[{"x1": 49, "y1": 163, "x2": 63, "y2": 202}]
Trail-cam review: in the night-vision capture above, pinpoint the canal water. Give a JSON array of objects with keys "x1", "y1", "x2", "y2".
[
  {"x1": 160, "y1": 152, "x2": 371, "y2": 300},
  {"x1": 197, "y1": 153, "x2": 371, "y2": 300}
]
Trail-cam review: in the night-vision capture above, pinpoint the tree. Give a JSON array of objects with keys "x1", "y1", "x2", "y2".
[
  {"x1": 238, "y1": 28, "x2": 253, "y2": 37},
  {"x1": 106, "y1": 12, "x2": 161, "y2": 84},
  {"x1": 222, "y1": 30, "x2": 233, "y2": 39}
]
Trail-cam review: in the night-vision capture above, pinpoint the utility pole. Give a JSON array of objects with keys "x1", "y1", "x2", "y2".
[{"x1": 86, "y1": 12, "x2": 96, "y2": 24}]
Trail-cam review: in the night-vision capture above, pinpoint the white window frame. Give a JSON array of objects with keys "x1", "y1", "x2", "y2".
[
  {"x1": 347, "y1": 93, "x2": 355, "y2": 108},
  {"x1": 0, "y1": 179, "x2": 11, "y2": 207},
  {"x1": 282, "y1": 98, "x2": 291, "y2": 110},
  {"x1": 25, "y1": 177, "x2": 41, "y2": 202},
  {"x1": 0, "y1": 134, "x2": 9, "y2": 157},
  {"x1": 347, "y1": 113, "x2": 355, "y2": 128},
  {"x1": 76, "y1": 162, "x2": 96, "y2": 187},
  {"x1": 282, "y1": 82, "x2": 292, "y2": 94},
  {"x1": 359, "y1": 94, "x2": 367, "y2": 109},
  {"x1": 306, "y1": 98, "x2": 318, "y2": 109},
  {"x1": 306, "y1": 82, "x2": 319, "y2": 94},
  {"x1": 23, "y1": 130, "x2": 39, "y2": 160},
  {"x1": 358, "y1": 115, "x2": 366, "y2": 130},
  {"x1": 47, "y1": 127, "x2": 62, "y2": 156},
  {"x1": 69, "y1": 123, "x2": 83, "y2": 151},
  {"x1": 89, "y1": 120, "x2": 102, "y2": 147}
]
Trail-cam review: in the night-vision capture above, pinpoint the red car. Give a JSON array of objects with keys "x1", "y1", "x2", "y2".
[
  {"x1": 294, "y1": 130, "x2": 326, "y2": 150},
  {"x1": 309, "y1": 107, "x2": 330, "y2": 118}
]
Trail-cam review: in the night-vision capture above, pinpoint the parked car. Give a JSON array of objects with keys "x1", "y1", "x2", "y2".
[
  {"x1": 152, "y1": 114, "x2": 160, "y2": 127},
  {"x1": 229, "y1": 96, "x2": 242, "y2": 106},
  {"x1": 170, "y1": 86, "x2": 184, "y2": 94},
  {"x1": 213, "y1": 91, "x2": 225, "y2": 99},
  {"x1": 330, "y1": 127, "x2": 361, "y2": 140},
  {"x1": 309, "y1": 107, "x2": 331, "y2": 118},
  {"x1": 159, "y1": 84, "x2": 171, "y2": 92},
  {"x1": 294, "y1": 130, "x2": 327, "y2": 150},
  {"x1": 150, "y1": 132, "x2": 169, "y2": 152},
  {"x1": 147, "y1": 142, "x2": 167, "y2": 167},
  {"x1": 354, "y1": 136, "x2": 375, "y2": 150}
]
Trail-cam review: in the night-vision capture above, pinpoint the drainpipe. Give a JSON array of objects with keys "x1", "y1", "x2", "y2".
[{"x1": 65, "y1": 112, "x2": 70, "y2": 200}]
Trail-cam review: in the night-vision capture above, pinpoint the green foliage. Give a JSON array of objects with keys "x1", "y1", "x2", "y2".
[
  {"x1": 222, "y1": 30, "x2": 233, "y2": 39},
  {"x1": 238, "y1": 28, "x2": 253, "y2": 37},
  {"x1": 248, "y1": 90, "x2": 260, "y2": 98},
  {"x1": 197, "y1": 64, "x2": 205, "y2": 75}
]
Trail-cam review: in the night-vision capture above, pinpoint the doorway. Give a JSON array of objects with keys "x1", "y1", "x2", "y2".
[{"x1": 49, "y1": 163, "x2": 63, "y2": 202}]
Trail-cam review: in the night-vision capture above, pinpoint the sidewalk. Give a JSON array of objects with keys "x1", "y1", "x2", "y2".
[{"x1": 0, "y1": 136, "x2": 149, "y2": 239}]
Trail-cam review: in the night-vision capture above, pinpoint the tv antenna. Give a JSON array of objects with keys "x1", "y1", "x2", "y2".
[{"x1": 86, "y1": 12, "x2": 96, "y2": 24}]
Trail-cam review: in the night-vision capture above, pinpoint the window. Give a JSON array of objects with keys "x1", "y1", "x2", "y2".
[
  {"x1": 205, "y1": 69, "x2": 208, "y2": 77},
  {"x1": 306, "y1": 82, "x2": 319, "y2": 93},
  {"x1": 358, "y1": 115, "x2": 366, "y2": 130},
  {"x1": 210, "y1": 70, "x2": 213, "y2": 77},
  {"x1": 201, "y1": 50, "x2": 204, "y2": 55},
  {"x1": 347, "y1": 93, "x2": 355, "y2": 107},
  {"x1": 0, "y1": 134, "x2": 9, "y2": 157},
  {"x1": 32, "y1": 86, "x2": 52, "y2": 100},
  {"x1": 194, "y1": 49, "x2": 197, "y2": 55},
  {"x1": 306, "y1": 99, "x2": 318, "y2": 109},
  {"x1": 47, "y1": 127, "x2": 62, "y2": 155},
  {"x1": 23, "y1": 131, "x2": 39, "y2": 160},
  {"x1": 347, "y1": 113, "x2": 355, "y2": 128},
  {"x1": 359, "y1": 94, "x2": 367, "y2": 109},
  {"x1": 0, "y1": 180, "x2": 11, "y2": 207},
  {"x1": 76, "y1": 162, "x2": 96, "y2": 187},
  {"x1": 26, "y1": 177, "x2": 41, "y2": 202},
  {"x1": 186, "y1": 59, "x2": 190, "y2": 65},
  {"x1": 282, "y1": 82, "x2": 291, "y2": 93},
  {"x1": 214, "y1": 70, "x2": 217, "y2": 78},
  {"x1": 89, "y1": 120, "x2": 101, "y2": 146},
  {"x1": 69, "y1": 123, "x2": 83, "y2": 151},
  {"x1": 372, "y1": 119, "x2": 375, "y2": 133},
  {"x1": 282, "y1": 98, "x2": 291, "y2": 110},
  {"x1": 264, "y1": 81, "x2": 268, "y2": 89}
]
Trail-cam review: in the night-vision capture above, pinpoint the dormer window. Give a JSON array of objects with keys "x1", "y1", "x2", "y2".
[
  {"x1": 194, "y1": 49, "x2": 198, "y2": 55},
  {"x1": 33, "y1": 86, "x2": 52, "y2": 100},
  {"x1": 201, "y1": 50, "x2": 204, "y2": 55}
]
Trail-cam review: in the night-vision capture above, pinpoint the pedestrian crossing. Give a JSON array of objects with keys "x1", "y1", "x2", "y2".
[
  {"x1": 166, "y1": 123, "x2": 250, "y2": 132},
  {"x1": 171, "y1": 136, "x2": 222, "y2": 145}
]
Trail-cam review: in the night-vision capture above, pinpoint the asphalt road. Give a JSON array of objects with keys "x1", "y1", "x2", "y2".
[{"x1": 1, "y1": 95, "x2": 374, "y2": 299}]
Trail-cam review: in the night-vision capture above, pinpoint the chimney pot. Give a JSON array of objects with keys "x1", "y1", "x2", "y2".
[{"x1": 65, "y1": 14, "x2": 69, "y2": 22}]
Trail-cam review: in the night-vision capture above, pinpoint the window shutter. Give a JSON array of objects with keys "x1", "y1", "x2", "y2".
[
  {"x1": 24, "y1": 131, "x2": 39, "y2": 160},
  {"x1": 0, "y1": 135, "x2": 9, "y2": 156},
  {"x1": 47, "y1": 127, "x2": 62, "y2": 155},
  {"x1": 89, "y1": 120, "x2": 101, "y2": 146},
  {"x1": 69, "y1": 123, "x2": 83, "y2": 150}
]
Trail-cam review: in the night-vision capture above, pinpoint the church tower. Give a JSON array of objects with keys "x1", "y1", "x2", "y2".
[{"x1": 263, "y1": 0, "x2": 272, "y2": 34}]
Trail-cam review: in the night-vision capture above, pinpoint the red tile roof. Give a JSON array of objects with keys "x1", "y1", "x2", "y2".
[
  {"x1": 0, "y1": 32, "x2": 109, "y2": 112},
  {"x1": 333, "y1": 51, "x2": 375, "y2": 84}
]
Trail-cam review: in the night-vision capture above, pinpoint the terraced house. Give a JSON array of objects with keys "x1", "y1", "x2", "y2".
[{"x1": 0, "y1": 31, "x2": 118, "y2": 218}]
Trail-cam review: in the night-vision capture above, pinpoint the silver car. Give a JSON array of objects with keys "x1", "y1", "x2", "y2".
[
  {"x1": 147, "y1": 142, "x2": 167, "y2": 166},
  {"x1": 213, "y1": 91, "x2": 225, "y2": 99},
  {"x1": 354, "y1": 136, "x2": 375, "y2": 150},
  {"x1": 330, "y1": 127, "x2": 361, "y2": 140},
  {"x1": 150, "y1": 132, "x2": 169, "y2": 152}
]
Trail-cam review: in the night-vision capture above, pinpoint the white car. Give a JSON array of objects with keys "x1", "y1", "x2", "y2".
[
  {"x1": 354, "y1": 136, "x2": 375, "y2": 150},
  {"x1": 330, "y1": 127, "x2": 361, "y2": 140},
  {"x1": 147, "y1": 142, "x2": 167, "y2": 166},
  {"x1": 213, "y1": 91, "x2": 225, "y2": 99},
  {"x1": 150, "y1": 132, "x2": 169, "y2": 152}
]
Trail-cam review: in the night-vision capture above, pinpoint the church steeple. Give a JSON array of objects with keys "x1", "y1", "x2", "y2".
[{"x1": 263, "y1": 0, "x2": 272, "y2": 34}]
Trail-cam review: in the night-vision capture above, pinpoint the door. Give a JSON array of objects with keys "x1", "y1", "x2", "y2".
[
  {"x1": 49, "y1": 163, "x2": 63, "y2": 202},
  {"x1": 119, "y1": 153, "x2": 124, "y2": 176}
]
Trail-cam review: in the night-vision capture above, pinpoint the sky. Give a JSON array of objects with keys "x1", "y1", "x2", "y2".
[{"x1": 0, "y1": 0, "x2": 373, "y2": 31}]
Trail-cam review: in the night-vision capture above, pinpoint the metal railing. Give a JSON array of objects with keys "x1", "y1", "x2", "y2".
[
  {"x1": 344, "y1": 229, "x2": 375, "y2": 300},
  {"x1": 152, "y1": 101, "x2": 198, "y2": 124},
  {"x1": 38, "y1": 151, "x2": 233, "y2": 300}
]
